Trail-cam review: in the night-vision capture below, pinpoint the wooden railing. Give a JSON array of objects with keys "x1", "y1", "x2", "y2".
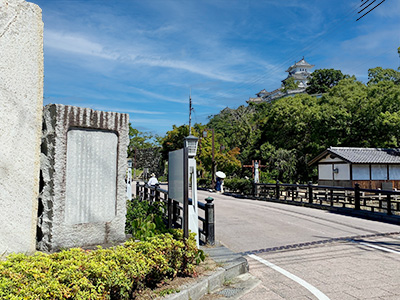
[
  {"x1": 254, "y1": 181, "x2": 400, "y2": 218},
  {"x1": 135, "y1": 182, "x2": 215, "y2": 245}
]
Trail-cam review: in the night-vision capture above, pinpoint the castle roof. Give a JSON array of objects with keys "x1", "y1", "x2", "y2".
[{"x1": 285, "y1": 58, "x2": 314, "y2": 73}]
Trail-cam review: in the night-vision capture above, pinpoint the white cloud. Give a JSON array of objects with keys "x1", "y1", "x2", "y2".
[
  {"x1": 340, "y1": 28, "x2": 400, "y2": 54},
  {"x1": 68, "y1": 103, "x2": 166, "y2": 116},
  {"x1": 44, "y1": 29, "x2": 246, "y2": 83},
  {"x1": 45, "y1": 30, "x2": 118, "y2": 60}
]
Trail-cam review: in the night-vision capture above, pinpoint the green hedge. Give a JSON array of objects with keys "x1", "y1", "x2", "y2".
[
  {"x1": 0, "y1": 231, "x2": 202, "y2": 300},
  {"x1": 223, "y1": 178, "x2": 253, "y2": 195}
]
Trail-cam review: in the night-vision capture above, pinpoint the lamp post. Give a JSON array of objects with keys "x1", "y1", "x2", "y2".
[
  {"x1": 203, "y1": 129, "x2": 215, "y2": 188},
  {"x1": 184, "y1": 135, "x2": 199, "y2": 246},
  {"x1": 127, "y1": 159, "x2": 133, "y2": 200},
  {"x1": 184, "y1": 135, "x2": 199, "y2": 158}
]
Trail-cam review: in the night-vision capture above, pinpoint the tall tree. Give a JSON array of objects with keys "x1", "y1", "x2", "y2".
[
  {"x1": 306, "y1": 69, "x2": 347, "y2": 94},
  {"x1": 160, "y1": 123, "x2": 241, "y2": 178},
  {"x1": 367, "y1": 67, "x2": 400, "y2": 85},
  {"x1": 160, "y1": 124, "x2": 190, "y2": 160},
  {"x1": 128, "y1": 124, "x2": 158, "y2": 157}
]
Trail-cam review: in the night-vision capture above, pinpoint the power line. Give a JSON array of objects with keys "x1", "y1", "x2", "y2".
[{"x1": 357, "y1": 0, "x2": 386, "y2": 21}]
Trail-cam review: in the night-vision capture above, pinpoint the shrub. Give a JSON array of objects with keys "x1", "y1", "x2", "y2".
[
  {"x1": 125, "y1": 198, "x2": 167, "y2": 240},
  {"x1": 224, "y1": 178, "x2": 253, "y2": 195},
  {"x1": 197, "y1": 178, "x2": 211, "y2": 188},
  {"x1": 0, "y1": 232, "x2": 202, "y2": 299}
]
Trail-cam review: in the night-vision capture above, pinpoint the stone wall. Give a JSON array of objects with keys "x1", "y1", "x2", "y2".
[
  {"x1": 38, "y1": 104, "x2": 129, "y2": 251},
  {"x1": 0, "y1": 0, "x2": 43, "y2": 254}
]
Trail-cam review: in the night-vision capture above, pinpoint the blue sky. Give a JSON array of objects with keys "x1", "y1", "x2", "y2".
[{"x1": 32, "y1": 0, "x2": 400, "y2": 137}]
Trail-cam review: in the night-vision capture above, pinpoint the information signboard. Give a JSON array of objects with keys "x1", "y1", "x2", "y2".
[{"x1": 168, "y1": 148, "x2": 189, "y2": 237}]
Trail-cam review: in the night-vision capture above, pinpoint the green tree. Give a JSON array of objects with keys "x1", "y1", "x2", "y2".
[
  {"x1": 160, "y1": 124, "x2": 190, "y2": 160},
  {"x1": 306, "y1": 69, "x2": 347, "y2": 94},
  {"x1": 367, "y1": 67, "x2": 400, "y2": 85},
  {"x1": 128, "y1": 124, "x2": 158, "y2": 157},
  {"x1": 207, "y1": 105, "x2": 258, "y2": 161},
  {"x1": 160, "y1": 123, "x2": 241, "y2": 179},
  {"x1": 281, "y1": 76, "x2": 298, "y2": 92}
]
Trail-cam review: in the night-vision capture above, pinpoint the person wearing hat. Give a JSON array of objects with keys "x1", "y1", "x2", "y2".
[{"x1": 148, "y1": 173, "x2": 159, "y2": 186}]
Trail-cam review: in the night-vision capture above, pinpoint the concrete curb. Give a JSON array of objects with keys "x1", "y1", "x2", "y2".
[{"x1": 164, "y1": 245, "x2": 248, "y2": 300}]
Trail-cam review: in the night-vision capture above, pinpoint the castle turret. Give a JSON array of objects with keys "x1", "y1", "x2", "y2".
[{"x1": 282, "y1": 57, "x2": 314, "y2": 88}]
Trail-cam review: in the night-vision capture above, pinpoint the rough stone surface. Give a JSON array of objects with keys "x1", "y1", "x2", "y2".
[
  {"x1": 38, "y1": 104, "x2": 129, "y2": 251},
  {"x1": 0, "y1": 0, "x2": 43, "y2": 254}
]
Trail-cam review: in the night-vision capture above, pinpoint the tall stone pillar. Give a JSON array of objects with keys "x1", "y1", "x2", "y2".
[{"x1": 0, "y1": 0, "x2": 44, "y2": 254}]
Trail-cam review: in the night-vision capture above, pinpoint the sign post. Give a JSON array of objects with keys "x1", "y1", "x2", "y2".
[{"x1": 168, "y1": 148, "x2": 189, "y2": 239}]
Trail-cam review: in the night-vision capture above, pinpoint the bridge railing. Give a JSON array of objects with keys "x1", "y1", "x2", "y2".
[
  {"x1": 135, "y1": 182, "x2": 215, "y2": 245},
  {"x1": 255, "y1": 181, "x2": 400, "y2": 217}
]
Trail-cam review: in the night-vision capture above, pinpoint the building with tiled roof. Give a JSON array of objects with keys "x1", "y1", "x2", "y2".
[
  {"x1": 309, "y1": 147, "x2": 400, "y2": 189},
  {"x1": 247, "y1": 58, "x2": 314, "y2": 104}
]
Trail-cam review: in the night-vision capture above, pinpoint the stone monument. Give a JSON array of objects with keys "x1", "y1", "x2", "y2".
[
  {"x1": 38, "y1": 104, "x2": 129, "y2": 251},
  {"x1": 0, "y1": 0, "x2": 43, "y2": 254}
]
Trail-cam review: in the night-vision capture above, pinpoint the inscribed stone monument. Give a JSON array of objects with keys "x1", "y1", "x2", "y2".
[
  {"x1": 38, "y1": 104, "x2": 129, "y2": 251},
  {"x1": 0, "y1": 0, "x2": 43, "y2": 254}
]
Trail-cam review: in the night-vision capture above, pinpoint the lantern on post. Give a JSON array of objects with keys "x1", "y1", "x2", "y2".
[
  {"x1": 184, "y1": 135, "x2": 199, "y2": 158},
  {"x1": 184, "y1": 134, "x2": 199, "y2": 247}
]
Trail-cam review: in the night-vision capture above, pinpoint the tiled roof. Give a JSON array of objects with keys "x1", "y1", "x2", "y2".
[
  {"x1": 310, "y1": 147, "x2": 400, "y2": 165},
  {"x1": 285, "y1": 58, "x2": 315, "y2": 72}
]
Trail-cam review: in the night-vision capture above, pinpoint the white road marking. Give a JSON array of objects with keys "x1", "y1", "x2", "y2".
[
  {"x1": 248, "y1": 254, "x2": 330, "y2": 300},
  {"x1": 355, "y1": 241, "x2": 400, "y2": 254}
]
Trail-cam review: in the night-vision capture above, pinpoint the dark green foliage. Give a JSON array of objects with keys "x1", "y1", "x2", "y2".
[
  {"x1": 367, "y1": 67, "x2": 400, "y2": 85},
  {"x1": 281, "y1": 76, "x2": 298, "y2": 92},
  {"x1": 306, "y1": 68, "x2": 347, "y2": 94},
  {"x1": 160, "y1": 124, "x2": 190, "y2": 161},
  {"x1": 206, "y1": 66, "x2": 400, "y2": 183},
  {"x1": 207, "y1": 106, "x2": 257, "y2": 157},
  {"x1": 128, "y1": 124, "x2": 161, "y2": 158},
  {"x1": 0, "y1": 232, "x2": 203, "y2": 300},
  {"x1": 224, "y1": 178, "x2": 253, "y2": 195},
  {"x1": 197, "y1": 178, "x2": 212, "y2": 188}
]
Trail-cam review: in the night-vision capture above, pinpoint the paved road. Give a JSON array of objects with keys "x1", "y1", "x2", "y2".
[{"x1": 198, "y1": 190, "x2": 400, "y2": 300}]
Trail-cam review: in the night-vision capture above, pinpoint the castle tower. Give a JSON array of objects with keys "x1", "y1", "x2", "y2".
[{"x1": 282, "y1": 57, "x2": 314, "y2": 89}]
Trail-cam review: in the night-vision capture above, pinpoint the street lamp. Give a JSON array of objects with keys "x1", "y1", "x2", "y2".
[
  {"x1": 203, "y1": 129, "x2": 215, "y2": 188},
  {"x1": 184, "y1": 134, "x2": 199, "y2": 247},
  {"x1": 126, "y1": 158, "x2": 133, "y2": 200},
  {"x1": 184, "y1": 135, "x2": 199, "y2": 158}
]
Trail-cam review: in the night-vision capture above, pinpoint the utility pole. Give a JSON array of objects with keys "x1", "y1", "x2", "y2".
[{"x1": 189, "y1": 89, "x2": 192, "y2": 135}]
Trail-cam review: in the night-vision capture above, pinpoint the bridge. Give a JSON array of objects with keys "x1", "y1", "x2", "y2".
[
  {"x1": 198, "y1": 189, "x2": 400, "y2": 300},
  {"x1": 135, "y1": 183, "x2": 400, "y2": 299}
]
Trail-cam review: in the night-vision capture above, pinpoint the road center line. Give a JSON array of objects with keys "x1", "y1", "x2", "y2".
[{"x1": 248, "y1": 254, "x2": 330, "y2": 300}]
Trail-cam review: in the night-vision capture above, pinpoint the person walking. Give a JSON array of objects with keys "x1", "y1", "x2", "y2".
[
  {"x1": 215, "y1": 177, "x2": 222, "y2": 192},
  {"x1": 147, "y1": 173, "x2": 159, "y2": 186}
]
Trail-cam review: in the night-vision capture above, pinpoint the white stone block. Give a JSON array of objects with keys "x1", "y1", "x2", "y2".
[
  {"x1": 65, "y1": 129, "x2": 118, "y2": 225},
  {"x1": 0, "y1": 0, "x2": 43, "y2": 254}
]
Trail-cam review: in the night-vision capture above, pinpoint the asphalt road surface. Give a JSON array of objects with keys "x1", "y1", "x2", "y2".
[{"x1": 198, "y1": 190, "x2": 400, "y2": 300}]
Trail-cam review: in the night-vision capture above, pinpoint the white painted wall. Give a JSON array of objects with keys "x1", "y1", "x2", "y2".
[
  {"x1": 371, "y1": 165, "x2": 387, "y2": 180},
  {"x1": 319, "y1": 165, "x2": 333, "y2": 180},
  {"x1": 389, "y1": 165, "x2": 400, "y2": 180},
  {"x1": 352, "y1": 164, "x2": 370, "y2": 180},
  {"x1": 333, "y1": 164, "x2": 350, "y2": 180}
]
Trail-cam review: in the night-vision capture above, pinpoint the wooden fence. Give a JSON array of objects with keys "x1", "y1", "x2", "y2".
[
  {"x1": 254, "y1": 181, "x2": 400, "y2": 218},
  {"x1": 135, "y1": 182, "x2": 215, "y2": 245}
]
